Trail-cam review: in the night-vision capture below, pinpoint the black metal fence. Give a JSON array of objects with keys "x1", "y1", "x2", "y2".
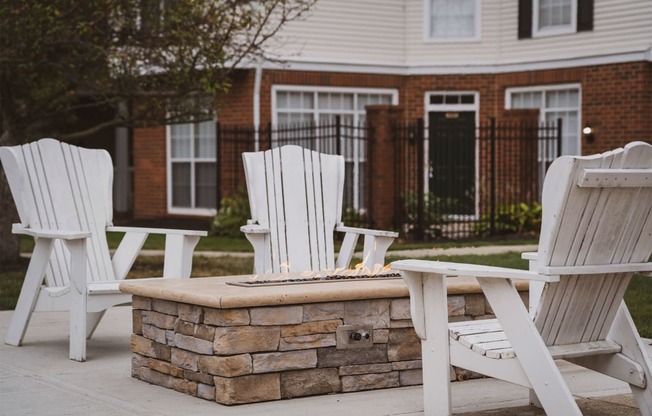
[
  {"x1": 216, "y1": 116, "x2": 372, "y2": 228},
  {"x1": 393, "y1": 118, "x2": 561, "y2": 240}
]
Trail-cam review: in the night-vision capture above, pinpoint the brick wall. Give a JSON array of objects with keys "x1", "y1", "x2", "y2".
[{"x1": 131, "y1": 61, "x2": 651, "y2": 220}]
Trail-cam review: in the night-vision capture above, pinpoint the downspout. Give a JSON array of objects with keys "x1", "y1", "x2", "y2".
[{"x1": 253, "y1": 63, "x2": 263, "y2": 151}]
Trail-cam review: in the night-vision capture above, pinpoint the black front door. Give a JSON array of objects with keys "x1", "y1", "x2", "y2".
[{"x1": 428, "y1": 111, "x2": 476, "y2": 216}]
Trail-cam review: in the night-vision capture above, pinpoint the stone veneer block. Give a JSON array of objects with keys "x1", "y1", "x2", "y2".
[
  {"x1": 142, "y1": 324, "x2": 168, "y2": 344},
  {"x1": 198, "y1": 354, "x2": 252, "y2": 377},
  {"x1": 344, "y1": 299, "x2": 390, "y2": 329},
  {"x1": 373, "y1": 329, "x2": 389, "y2": 343},
  {"x1": 133, "y1": 367, "x2": 172, "y2": 388},
  {"x1": 252, "y1": 350, "x2": 317, "y2": 373},
  {"x1": 174, "y1": 319, "x2": 195, "y2": 336},
  {"x1": 132, "y1": 296, "x2": 152, "y2": 310},
  {"x1": 448, "y1": 296, "x2": 465, "y2": 316},
  {"x1": 281, "y1": 368, "x2": 341, "y2": 398},
  {"x1": 390, "y1": 298, "x2": 411, "y2": 320},
  {"x1": 169, "y1": 377, "x2": 198, "y2": 396},
  {"x1": 341, "y1": 372, "x2": 400, "y2": 392},
  {"x1": 178, "y1": 303, "x2": 203, "y2": 323},
  {"x1": 152, "y1": 299, "x2": 179, "y2": 316},
  {"x1": 250, "y1": 306, "x2": 303, "y2": 325},
  {"x1": 171, "y1": 348, "x2": 199, "y2": 371},
  {"x1": 213, "y1": 326, "x2": 280, "y2": 355},
  {"x1": 280, "y1": 319, "x2": 342, "y2": 337},
  {"x1": 317, "y1": 344, "x2": 388, "y2": 368},
  {"x1": 194, "y1": 324, "x2": 216, "y2": 341},
  {"x1": 204, "y1": 308, "x2": 250, "y2": 326},
  {"x1": 279, "y1": 334, "x2": 336, "y2": 351},
  {"x1": 197, "y1": 383, "x2": 215, "y2": 401},
  {"x1": 184, "y1": 369, "x2": 215, "y2": 385},
  {"x1": 388, "y1": 328, "x2": 421, "y2": 362},
  {"x1": 132, "y1": 310, "x2": 143, "y2": 335},
  {"x1": 131, "y1": 334, "x2": 171, "y2": 361},
  {"x1": 302, "y1": 302, "x2": 345, "y2": 322},
  {"x1": 173, "y1": 333, "x2": 214, "y2": 355},
  {"x1": 214, "y1": 373, "x2": 281, "y2": 405},
  {"x1": 464, "y1": 293, "x2": 486, "y2": 316},
  {"x1": 142, "y1": 310, "x2": 177, "y2": 330},
  {"x1": 389, "y1": 320, "x2": 413, "y2": 328},
  {"x1": 339, "y1": 363, "x2": 393, "y2": 376},
  {"x1": 148, "y1": 358, "x2": 185, "y2": 378},
  {"x1": 399, "y1": 369, "x2": 423, "y2": 386},
  {"x1": 392, "y1": 360, "x2": 422, "y2": 370}
]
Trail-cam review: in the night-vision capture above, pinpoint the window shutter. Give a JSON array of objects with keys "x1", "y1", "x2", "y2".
[
  {"x1": 518, "y1": 0, "x2": 532, "y2": 39},
  {"x1": 577, "y1": 0, "x2": 594, "y2": 32}
]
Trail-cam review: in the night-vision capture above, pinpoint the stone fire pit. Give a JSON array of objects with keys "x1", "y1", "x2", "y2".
[{"x1": 119, "y1": 274, "x2": 528, "y2": 405}]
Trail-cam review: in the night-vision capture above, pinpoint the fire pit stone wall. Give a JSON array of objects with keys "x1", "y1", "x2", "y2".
[{"x1": 128, "y1": 287, "x2": 527, "y2": 405}]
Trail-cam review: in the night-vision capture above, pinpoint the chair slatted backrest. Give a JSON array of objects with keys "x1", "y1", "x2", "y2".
[
  {"x1": 534, "y1": 142, "x2": 652, "y2": 346},
  {"x1": 0, "y1": 138, "x2": 115, "y2": 287},
  {"x1": 242, "y1": 145, "x2": 345, "y2": 273}
]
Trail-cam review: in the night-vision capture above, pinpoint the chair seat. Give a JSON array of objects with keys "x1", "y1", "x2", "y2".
[{"x1": 449, "y1": 319, "x2": 516, "y2": 359}]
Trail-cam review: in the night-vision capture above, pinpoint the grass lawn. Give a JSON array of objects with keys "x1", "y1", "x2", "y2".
[{"x1": 1, "y1": 249, "x2": 650, "y2": 338}]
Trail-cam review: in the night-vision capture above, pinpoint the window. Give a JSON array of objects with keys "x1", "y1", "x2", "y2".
[
  {"x1": 533, "y1": 0, "x2": 576, "y2": 36},
  {"x1": 519, "y1": 0, "x2": 593, "y2": 39},
  {"x1": 167, "y1": 98, "x2": 217, "y2": 214},
  {"x1": 507, "y1": 84, "x2": 581, "y2": 193},
  {"x1": 273, "y1": 86, "x2": 397, "y2": 211},
  {"x1": 425, "y1": 0, "x2": 481, "y2": 42}
]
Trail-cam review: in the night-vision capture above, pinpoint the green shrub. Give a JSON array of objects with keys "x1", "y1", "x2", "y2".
[
  {"x1": 209, "y1": 189, "x2": 251, "y2": 238},
  {"x1": 476, "y1": 201, "x2": 542, "y2": 236}
]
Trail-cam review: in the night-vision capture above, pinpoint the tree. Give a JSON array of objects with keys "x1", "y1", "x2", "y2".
[{"x1": 0, "y1": 0, "x2": 316, "y2": 264}]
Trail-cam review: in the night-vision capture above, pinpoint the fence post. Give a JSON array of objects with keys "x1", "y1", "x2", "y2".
[
  {"x1": 365, "y1": 105, "x2": 403, "y2": 231},
  {"x1": 416, "y1": 118, "x2": 425, "y2": 241},
  {"x1": 490, "y1": 117, "x2": 496, "y2": 236},
  {"x1": 215, "y1": 121, "x2": 222, "y2": 210},
  {"x1": 335, "y1": 115, "x2": 342, "y2": 155},
  {"x1": 556, "y1": 118, "x2": 563, "y2": 157}
]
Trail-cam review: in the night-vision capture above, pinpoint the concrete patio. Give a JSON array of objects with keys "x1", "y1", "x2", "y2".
[{"x1": 0, "y1": 306, "x2": 648, "y2": 415}]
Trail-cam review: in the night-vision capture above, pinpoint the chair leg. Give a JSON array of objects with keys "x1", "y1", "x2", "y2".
[
  {"x1": 478, "y1": 277, "x2": 582, "y2": 415},
  {"x1": 85, "y1": 311, "x2": 106, "y2": 339},
  {"x1": 609, "y1": 302, "x2": 652, "y2": 415},
  {"x1": 64, "y1": 239, "x2": 88, "y2": 362},
  {"x1": 5, "y1": 238, "x2": 54, "y2": 346}
]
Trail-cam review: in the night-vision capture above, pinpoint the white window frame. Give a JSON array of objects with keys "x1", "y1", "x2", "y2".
[
  {"x1": 532, "y1": 0, "x2": 577, "y2": 38},
  {"x1": 166, "y1": 119, "x2": 218, "y2": 217},
  {"x1": 271, "y1": 85, "x2": 399, "y2": 126},
  {"x1": 505, "y1": 82, "x2": 582, "y2": 155},
  {"x1": 423, "y1": 0, "x2": 482, "y2": 43}
]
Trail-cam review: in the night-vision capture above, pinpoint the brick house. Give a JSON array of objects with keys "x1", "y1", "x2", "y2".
[{"x1": 130, "y1": 0, "x2": 651, "y2": 227}]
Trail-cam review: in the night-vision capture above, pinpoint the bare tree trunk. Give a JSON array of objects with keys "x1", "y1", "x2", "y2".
[{"x1": 0, "y1": 129, "x2": 20, "y2": 265}]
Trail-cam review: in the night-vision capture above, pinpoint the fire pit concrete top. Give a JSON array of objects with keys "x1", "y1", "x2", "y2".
[{"x1": 119, "y1": 273, "x2": 529, "y2": 309}]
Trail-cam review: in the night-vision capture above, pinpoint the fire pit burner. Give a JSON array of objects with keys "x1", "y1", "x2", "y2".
[{"x1": 227, "y1": 272, "x2": 401, "y2": 287}]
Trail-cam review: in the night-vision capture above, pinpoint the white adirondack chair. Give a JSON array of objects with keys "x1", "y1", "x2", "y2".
[
  {"x1": 392, "y1": 141, "x2": 652, "y2": 416},
  {"x1": 0, "y1": 138, "x2": 207, "y2": 361},
  {"x1": 241, "y1": 145, "x2": 398, "y2": 274}
]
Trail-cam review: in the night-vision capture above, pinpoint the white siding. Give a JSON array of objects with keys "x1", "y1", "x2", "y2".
[
  {"x1": 268, "y1": 0, "x2": 652, "y2": 69},
  {"x1": 269, "y1": 0, "x2": 405, "y2": 64}
]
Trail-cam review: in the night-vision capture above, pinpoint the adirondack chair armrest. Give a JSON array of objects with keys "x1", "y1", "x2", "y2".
[
  {"x1": 106, "y1": 226, "x2": 207, "y2": 237},
  {"x1": 521, "y1": 252, "x2": 537, "y2": 260},
  {"x1": 12, "y1": 224, "x2": 91, "y2": 240},
  {"x1": 240, "y1": 224, "x2": 270, "y2": 234},
  {"x1": 391, "y1": 259, "x2": 560, "y2": 282},
  {"x1": 335, "y1": 225, "x2": 398, "y2": 238}
]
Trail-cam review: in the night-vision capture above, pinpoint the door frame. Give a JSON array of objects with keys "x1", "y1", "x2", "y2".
[{"x1": 423, "y1": 91, "x2": 480, "y2": 219}]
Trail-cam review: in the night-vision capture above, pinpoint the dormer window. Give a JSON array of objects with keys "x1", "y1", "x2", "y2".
[{"x1": 425, "y1": 0, "x2": 481, "y2": 43}]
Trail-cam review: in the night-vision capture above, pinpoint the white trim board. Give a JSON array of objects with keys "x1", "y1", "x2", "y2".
[{"x1": 261, "y1": 49, "x2": 651, "y2": 76}]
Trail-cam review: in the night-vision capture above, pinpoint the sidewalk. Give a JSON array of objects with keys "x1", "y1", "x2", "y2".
[{"x1": 1, "y1": 306, "x2": 648, "y2": 416}]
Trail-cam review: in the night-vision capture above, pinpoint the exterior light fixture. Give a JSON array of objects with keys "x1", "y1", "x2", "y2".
[{"x1": 583, "y1": 126, "x2": 595, "y2": 143}]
